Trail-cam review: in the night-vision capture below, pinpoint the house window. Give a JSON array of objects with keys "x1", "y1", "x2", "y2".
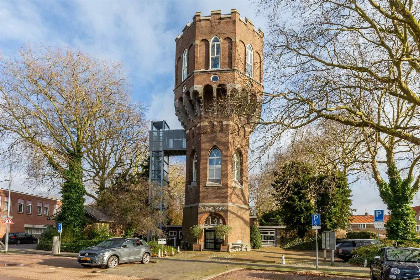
[
  {"x1": 208, "y1": 148, "x2": 221, "y2": 184},
  {"x1": 358, "y1": 224, "x2": 367, "y2": 229},
  {"x1": 17, "y1": 199, "x2": 24, "y2": 213},
  {"x1": 26, "y1": 200, "x2": 32, "y2": 214},
  {"x1": 233, "y1": 152, "x2": 242, "y2": 183},
  {"x1": 416, "y1": 225, "x2": 420, "y2": 232},
  {"x1": 44, "y1": 204, "x2": 49, "y2": 216},
  {"x1": 192, "y1": 152, "x2": 197, "y2": 183},
  {"x1": 169, "y1": 231, "x2": 177, "y2": 237},
  {"x1": 182, "y1": 49, "x2": 188, "y2": 81},
  {"x1": 246, "y1": 44, "x2": 253, "y2": 78},
  {"x1": 37, "y1": 203, "x2": 42, "y2": 215},
  {"x1": 210, "y1": 36, "x2": 221, "y2": 69}
]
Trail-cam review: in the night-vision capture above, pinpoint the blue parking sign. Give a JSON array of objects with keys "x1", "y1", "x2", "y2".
[
  {"x1": 374, "y1": 210, "x2": 384, "y2": 222},
  {"x1": 57, "y1": 223, "x2": 62, "y2": 233},
  {"x1": 312, "y1": 214, "x2": 321, "y2": 226}
]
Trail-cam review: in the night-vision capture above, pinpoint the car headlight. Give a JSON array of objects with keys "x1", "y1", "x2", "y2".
[{"x1": 390, "y1": 267, "x2": 400, "y2": 274}]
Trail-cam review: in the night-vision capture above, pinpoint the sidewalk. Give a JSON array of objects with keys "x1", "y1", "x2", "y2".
[{"x1": 2, "y1": 246, "x2": 78, "y2": 258}]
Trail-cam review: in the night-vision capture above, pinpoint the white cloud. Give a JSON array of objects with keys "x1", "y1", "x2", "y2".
[
  {"x1": 147, "y1": 86, "x2": 182, "y2": 129},
  {"x1": 0, "y1": 1, "x2": 48, "y2": 42}
]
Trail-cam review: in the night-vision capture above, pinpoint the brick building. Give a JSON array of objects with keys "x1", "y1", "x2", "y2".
[
  {"x1": 0, "y1": 188, "x2": 61, "y2": 238},
  {"x1": 174, "y1": 9, "x2": 264, "y2": 249}
]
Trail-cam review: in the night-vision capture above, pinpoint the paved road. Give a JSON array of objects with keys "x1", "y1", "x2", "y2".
[{"x1": 0, "y1": 248, "x2": 368, "y2": 280}]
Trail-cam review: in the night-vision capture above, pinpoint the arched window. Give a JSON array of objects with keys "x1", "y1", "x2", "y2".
[
  {"x1": 192, "y1": 152, "x2": 198, "y2": 183},
  {"x1": 246, "y1": 44, "x2": 253, "y2": 78},
  {"x1": 233, "y1": 152, "x2": 241, "y2": 183},
  {"x1": 210, "y1": 36, "x2": 221, "y2": 69},
  {"x1": 208, "y1": 148, "x2": 221, "y2": 184},
  {"x1": 182, "y1": 49, "x2": 188, "y2": 81}
]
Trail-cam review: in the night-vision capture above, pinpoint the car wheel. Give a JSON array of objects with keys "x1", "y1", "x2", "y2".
[
  {"x1": 141, "y1": 253, "x2": 150, "y2": 264},
  {"x1": 107, "y1": 255, "x2": 119, "y2": 268},
  {"x1": 33, "y1": 239, "x2": 37, "y2": 244},
  {"x1": 16, "y1": 240, "x2": 20, "y2": 245}
]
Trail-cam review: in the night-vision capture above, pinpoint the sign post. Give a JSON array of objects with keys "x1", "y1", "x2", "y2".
[
  {"x1": 312, "y1": 214, "x2": 321, "y2": 270},
  {"x1": 158, "y1": 238, "x2": 166, "y2": 257},
  {"x1": 374, "y1": 210, "x2": 384, "y2": 238},
  {"x1": 57, "y1": 223, "x2": 62, "y2": 254}
]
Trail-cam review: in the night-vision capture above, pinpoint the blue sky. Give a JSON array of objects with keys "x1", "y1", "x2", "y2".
[{"x1": 1, "y1": 0, "x2": 417, "y2": 215}]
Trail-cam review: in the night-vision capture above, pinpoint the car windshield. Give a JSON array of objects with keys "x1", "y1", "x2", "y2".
[
  {"x1": 386, "y1": 248, "x2": 420, "y2": 262},
  {"x1": 95, "y1": 239, "x2": 125, "y2": 249}
]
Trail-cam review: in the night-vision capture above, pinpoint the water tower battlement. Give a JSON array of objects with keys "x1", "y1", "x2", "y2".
[{"x1": 174, "y1": 10, "x2": 263, "y2": 249}]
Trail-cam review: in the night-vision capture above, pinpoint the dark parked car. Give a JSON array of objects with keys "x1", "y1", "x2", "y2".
[
  {"x1": 371, "y1": 247, "x2": 420, "y2": 280},
  {"x1": 336, "y1": 239, "x2": 379, "y2": 261},
  {"x1": 78, "y1": 238, "x2": 152, "y2": 268},
  {"x1": 1, "y1": 233, "x2": 38, "y2": 244}
]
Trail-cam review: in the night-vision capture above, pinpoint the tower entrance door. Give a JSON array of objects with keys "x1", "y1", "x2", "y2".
[{"x1": 204, "y1": 229, "x2": 223, "y2": 250}]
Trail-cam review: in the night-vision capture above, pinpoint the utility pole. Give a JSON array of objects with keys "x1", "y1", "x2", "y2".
[{"x1": 5, "y1": 153, "x2": 13, "y2": 253}]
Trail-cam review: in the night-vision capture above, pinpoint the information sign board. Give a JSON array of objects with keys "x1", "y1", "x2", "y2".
[
  {"x1": 312, "y1": 214, "x2": 321, "y2": 226},
  {"x1": 158, "y1": 238, "x2": 166, "y2": 245},
  {"x1": 374, "y1": 210, "x2": 384, "y2": 222}
]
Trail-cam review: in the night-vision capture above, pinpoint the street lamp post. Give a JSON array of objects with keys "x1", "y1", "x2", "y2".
[{"x1": 4, "y1": 155, "x2": 12, "y2": 253}]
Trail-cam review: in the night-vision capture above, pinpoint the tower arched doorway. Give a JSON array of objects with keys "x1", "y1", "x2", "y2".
[{"x1": 202, "y1": 213, "x2": 225, "y2": 250}]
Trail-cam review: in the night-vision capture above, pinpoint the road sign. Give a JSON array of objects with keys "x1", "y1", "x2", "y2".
[
  {"x1": 374, "y1": 222, "x2": 385, "y2": 229},
  {"x1": 57, "y1": 223, "x2": 62, "y2": 233},
  {"x1": 312, "y1": 214, "x2": 321, "y2": 226},
  {"x1": 4, "y1": 217, "x2": 13, "y2": 224},
  {"x1": 158, "y1": 238, "x2": 166, "y2": 245},
  {"x1": 374, "y1": 210, "x2": 384, "y2": 222}
]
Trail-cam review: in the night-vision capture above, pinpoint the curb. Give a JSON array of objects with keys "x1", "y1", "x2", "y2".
[{"x1": 201, "y1": 268, "x2": 244, "y2": 280}]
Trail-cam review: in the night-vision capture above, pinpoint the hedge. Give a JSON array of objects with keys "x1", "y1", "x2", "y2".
[
  {"x1": 282, "y1": 236, "x2": 322, "y2": 250},
  {"x1": 349, "y1": 239, "x2": 420, "y2": 266},
  {"x1": 36, "y1": 239, "x2": 105, "y2": 253},
  {"x1": 147, "y1": 240, "x2": 177, "y2": 256}
]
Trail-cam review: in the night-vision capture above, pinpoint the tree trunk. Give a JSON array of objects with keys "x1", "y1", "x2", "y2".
[
  {"x1": 58, "y1": 151, "x2": 86, "y2": 233},
  {"x1": 380, "y1": 164, "x2": 416, "y2": 240}
]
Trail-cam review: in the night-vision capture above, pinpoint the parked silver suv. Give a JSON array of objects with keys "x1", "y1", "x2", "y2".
[{"x1": 78, "y1": 238, "x2": 151, "y2": 268}]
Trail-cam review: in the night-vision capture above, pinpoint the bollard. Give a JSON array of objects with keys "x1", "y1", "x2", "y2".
[
  {"x1": 164, "y1": 250, "x2": 167, "y2": 256},
  {"x1": 52, "y1": 236, "x2": 60, "y2": 255},
  {"x1": 282, "y1": 255, "x2": 286, "y2": 265},
  {"x1": 323, "y1": 249, "x2": 327, "y2": 261},
  {"x1": 177, "y1": 246, "x2": 180, "y2": 253},
  {"x1": 171, "y1": 248, "x2": 174, "y2": 256},
  {"x1": 158, "y1": 249, "x2": 161, "y2": 258},
  {"x1": 364, "y1": 259, "x2": 368, "y2": 267}
]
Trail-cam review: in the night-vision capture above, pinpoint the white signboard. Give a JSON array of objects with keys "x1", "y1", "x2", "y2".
[
  {"x1": 158, "y1": 238, "x2": 166, "y2": 245},
  {"x1": 312, "y1": 226, "x2": 321, "y2": 230},
  {"x1": 374, "y1": 222, "x2": 385, "y2": 229}
]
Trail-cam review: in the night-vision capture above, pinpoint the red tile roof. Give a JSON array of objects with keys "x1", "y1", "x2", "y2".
[
  {"x1": 350, "y1": 215, "x2": 390, "y2": 224},
  {"x1": 350, "y1": 206, "x2": 420, "y2": 224}
]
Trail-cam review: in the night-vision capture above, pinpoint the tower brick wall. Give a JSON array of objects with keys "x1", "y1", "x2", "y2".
[{"x1": 174, "y1": 9, "x2": 263, "y2": 249}]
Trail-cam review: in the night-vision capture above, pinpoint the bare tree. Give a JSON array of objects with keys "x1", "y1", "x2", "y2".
[
  {"x1": 0, "y1": 47, "x2": 147, "y2": 231},
  {"x1": 259, "y1": 0, "x2": 420, "y2": 144}
]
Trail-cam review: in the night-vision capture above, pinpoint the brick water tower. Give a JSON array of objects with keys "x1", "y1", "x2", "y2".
[{"x1": 174, "y1": 9, "x2": 263, "y2": 249}]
